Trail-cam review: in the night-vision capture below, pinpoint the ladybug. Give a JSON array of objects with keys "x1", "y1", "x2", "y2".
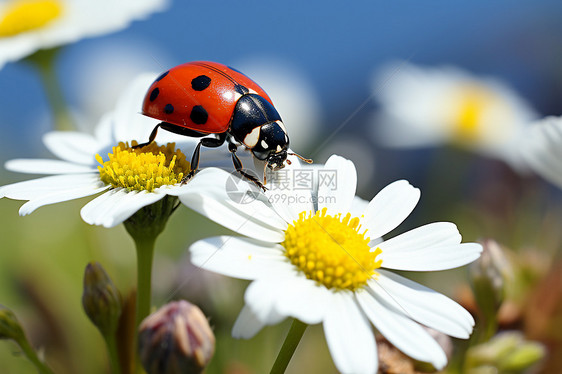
[{"x1": 138, "y1": 61, "x2": 312, "y2": 190}]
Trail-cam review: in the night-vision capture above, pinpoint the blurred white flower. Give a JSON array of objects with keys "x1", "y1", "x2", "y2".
[
  {"x1": 0, "y1": 73, "x2": 223, "y2": 227},
  {"x1": 0, "y1": 0, "x2": 168, "y2": 69},
  {"x1": 69, "y1": 38, "x2": 172, "y2": 130},
  {"x1": 185, "y1": 155, "x2": 482, "y2": 374},
  {"x1": 520, "y1": 116, "x2": 562, "y2": 188},
  {"x1": 373, "y1": 62, "x2": 537, "y2": 169}
]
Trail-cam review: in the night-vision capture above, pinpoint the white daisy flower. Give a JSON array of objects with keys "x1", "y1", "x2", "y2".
[
  {"x1": 184, "y1": 155, "x2": 483, "y2": 374},
  {"x1": 0, "y1": 0, "x2": 168, "y2": 69},
  {"x1": 0, "y1": 72, "x2": 226, "y2": 228},
  {"x1": 520, "y1": 116, "x2": 562, "y2": 188},
  {"x1": 373, "y1": 62, "x2": 537, "y2": 169}
]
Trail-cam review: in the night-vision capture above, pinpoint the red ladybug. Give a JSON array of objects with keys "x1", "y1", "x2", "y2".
[{"x1": 138, "y1": 61, "x2": 311, "y2": 189}]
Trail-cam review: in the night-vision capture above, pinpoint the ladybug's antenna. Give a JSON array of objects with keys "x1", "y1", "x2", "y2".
[{"x1": 288, "y1": 152, "x2": 313, "y2": 164}]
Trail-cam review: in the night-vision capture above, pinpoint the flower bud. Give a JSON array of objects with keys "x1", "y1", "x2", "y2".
[
  {"x1": 82, "y1": 262, "x2": 122, "y2": 337},
  {"x1": 466, "y1": 331, "x2": 545, "y2": 373},
  {"x1": 0, "y1": 305, "x2": 56, "y2": 373},
  {"x1": 0, "y1": 305, "x2": 25, "y2": 343},
  {"x1": 138, "y1": 300, "x2": 215, "y2": 374},
  {"x1": 470, "y1": 239, "x2": 511, "y2": 327}
]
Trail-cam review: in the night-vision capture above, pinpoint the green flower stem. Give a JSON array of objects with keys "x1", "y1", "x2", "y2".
[
  {"x1": 1, "y1": 305, "x2": 56, "y2": 374},
  {"x1": 122, "y1": 196, "x2": 179, "y2": 374},
  {"x1": 18, "y1": 338, "x2": 56, "y2": 374},
  {"x1": 25, "y1": 48, "x2": 74, "y2": 131},
  {"x1": 124, "y1": 196, "x2": 178, "y2": 328},
  {"x1": 133, "y1": 235, "x2": 156, "y2": 328},
  {"x1": 104, "y1": 333, "x2": 121, "y2": 374},
  {"x1": 270, "y1": 319, "x2": 308, "y2": 374}
]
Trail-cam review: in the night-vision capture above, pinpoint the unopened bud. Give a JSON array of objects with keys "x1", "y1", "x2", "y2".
[
  {"x1": 466, "y1": 331, "x2": 545, "y2": 373},
  {"x1": 138, "y1": 300, "x2": 215, "y2": 374},
  {"x1": 82, "y1": 262, "x2": 122, "y2": 337},
  {"x1": 470, "y1": 239, "x2": 511, "y2": 324},
  {"x1": 0, "y1": 305, "x2": 56, "y2": 374},
  {"x1": 0, "y1": 305, "x2": 25, "y2": 343}
]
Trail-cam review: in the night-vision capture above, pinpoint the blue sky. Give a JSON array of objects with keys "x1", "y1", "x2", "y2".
[{"x1": 1, "y1": 1, "x2": 562, "y2": 174}]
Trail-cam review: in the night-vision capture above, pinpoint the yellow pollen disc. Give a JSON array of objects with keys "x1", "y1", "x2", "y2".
[
  {"x1": 96, "y1": 141, "x2": 190, "y2": 192},
  {"x1": 0, "y1": 1, "x2": 63, "y2": 37},
  {"x1": 282, "y1": 207, "x2": 383, "y2": 291},
  {"x1": 451, "y1": 84, "x2": 496, "y2": 143}
]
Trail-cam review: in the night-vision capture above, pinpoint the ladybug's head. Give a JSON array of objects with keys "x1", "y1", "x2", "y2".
[
  {"x1": 231, "y1": 94, "x2": 289, "y2": 171},
  {"x1": 250, "y1": 121, "x2": 290, "y2": 171},
  {"x1": 265, "y1": 150, "x2": 288, "y2": 171},
  {"x1": 230, "y1": 93, "x2": 311, "y2": 172}
]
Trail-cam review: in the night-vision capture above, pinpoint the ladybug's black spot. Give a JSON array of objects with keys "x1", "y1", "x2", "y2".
[
  {"x1": 234, "y1": 84, "x2": 249, "y2": 95},
  {"x1": 155, "y1": 71, "x2": 169, "y2": 82},
  {"x1": 164, "y1": 104, "x2": 174, "y2": 114},
  {"x1": 190, "y1": 105, "x2": 208, "y2": 125},
  {"x1": 149, "y1": 87, "x2": 159, "y2": 101},
  {"x1": 191, "y1": 75, "x2": 211, "y2": 91}
]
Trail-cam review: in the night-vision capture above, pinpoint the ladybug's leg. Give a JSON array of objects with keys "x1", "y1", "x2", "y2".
[
  {"x1": 133, "y1": 122, "x2": 207, "y2": 149},
  {"x1": 228, "y1": 143, "x2": 266, "y2": 191},
  {"x1": 132, "y1": 123, "x2": 163, "y2": 149},
  {"x1": 181, "y1": 133, "x2": 227, "y2": 184}
]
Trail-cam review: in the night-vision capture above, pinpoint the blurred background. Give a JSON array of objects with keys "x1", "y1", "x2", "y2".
[{"x1": 1, "y1": 1, "x2": 562, "y2": 373}]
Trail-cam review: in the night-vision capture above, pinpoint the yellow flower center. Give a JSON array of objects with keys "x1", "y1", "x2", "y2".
[
  {"x1": 282, "y1": 207, "x2": 382, "y2": 291},
  {"x1": 96, "y1": 142, "x2": 190, "y2": 192},
  {"x1": 0, "y1": 0, "x2": 63, "y2": 37},
  {"x1": 451, "y1": 84, "x2": 496, "y2": 143}
]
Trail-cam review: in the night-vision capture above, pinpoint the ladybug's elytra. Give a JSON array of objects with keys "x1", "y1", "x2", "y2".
[{"x1": 138, "y1": 61, "x2": 311, "y2": 189}]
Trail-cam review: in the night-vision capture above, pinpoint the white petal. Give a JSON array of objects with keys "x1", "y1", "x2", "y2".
[
  {"x1": 373, "y1": 112, "x2": 446, "y2": 147},
  {"x1": 94, "y1": 113, "x2": 115, "y2": 144},
  {"x1": 378, "y1": 222, "x2": 461, "y2": 253},
  {"x1": 181, "y1": 194, "x2": 285, "y2": 243},
  {"x1": 0, "y1": 1, "x2": 168, "y2": 69},
  {"x1": 356, "y1": 290, "x2": 447, "y2": 369},
  {"x1": 350, "y1": 195, "x2": 369, "y2": 218},
  {"x1": 110, "y1": 74, "x2": 155, "y2": 142},
  {"x1": 361, "y1": 180, "x2": 420, "y2": 239},
  {"x1": 369, "y1": 270, "x2": 474, "y2": 338},
  {"x1": 323, "y1": 291, "x2": 377, "y2": 374},
  {"x1": 43, "y1": 131, "x2": 101, "y2": 165},
  {"x1": 5, "y1": 159, "x2": 96, "y2": 174},
  {"x1": 19, "y1": 184, "x2": 109, "y2": 216},
  {"x1": 189, "y1": 236, "x2": 287, "y2": 280},
  {"x1": 244, "y1": 278, "x2": 303, "y2": 328},
  {"x1": 178, "y1": 170, "x2": 286, "y2": 242},
  {"x1": 317, "y1": 155, "x2": 357, "y2": 215},
  {"x1": 81, "y1": 188, "x2": 127, "y2": 226},
  {"x1": 106, "y1": 190, "x2": 165, "y2": 227},
  {"x1": 80, "y1": 188, "x2": 163, "y2": 227},
  {"x1": 265, "y1": 155, "x2": 314, "y2": 222},
  {"x1": 110, "y1": 73, "x2": 184, "y2": 144},
  {"x1": 176, "y1": 168, "x2": 287, "y2": 231},
  {"x1": 253, "y1": 274, "x2": 331, "y2": 325},
  {"x1": 521, "y1": 116, "x2": 562, "y2": 188},
  {"x1": 377, "y1": 222, "x2": 483, "y2": 270},
  {"x1": 1, "y1": 174, "x2": 104, "y2": 200},
  {"x1": 232, "y1": 305, "x2": 277, "y2": 339},
  {"x1": 80, "y1": 187, "x2": 119, "y2": 223},
  {"x1": 381, "y1": 243, "x2": 483, "y2": 271}
]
